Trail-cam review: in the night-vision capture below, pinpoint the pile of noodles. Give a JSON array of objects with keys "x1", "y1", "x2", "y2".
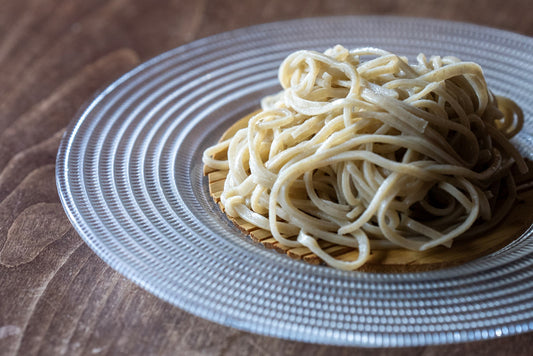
[{"x1": 203, "y1": 45, "x2": 527, "y2": 270}]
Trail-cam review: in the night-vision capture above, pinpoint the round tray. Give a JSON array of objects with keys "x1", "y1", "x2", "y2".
[{"x1": 56, "y1": 16, "x2": 533, "y2": 347}]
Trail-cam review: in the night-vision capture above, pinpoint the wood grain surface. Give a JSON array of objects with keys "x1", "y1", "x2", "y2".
[{"x1": 1, "y1": 1, "x2": 532, "y2": 355}]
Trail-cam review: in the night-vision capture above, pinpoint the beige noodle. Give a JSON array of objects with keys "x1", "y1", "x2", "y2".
[{"x1": 203, "y1": 45, "x2": 527, "y2": 270}]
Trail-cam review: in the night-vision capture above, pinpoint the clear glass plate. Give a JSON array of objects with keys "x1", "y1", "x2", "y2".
[{"x1": 56, "y1": 16, "x2": 533, "y2": 347}]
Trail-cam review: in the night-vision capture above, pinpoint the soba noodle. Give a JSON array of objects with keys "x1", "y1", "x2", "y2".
[{"x1": 203, "y1": 45, "x2": 527, "y2": 270}]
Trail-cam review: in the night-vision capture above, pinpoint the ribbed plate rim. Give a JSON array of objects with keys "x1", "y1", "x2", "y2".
[{"x1": 56, "y1": 15, "x2": 533, "y2": 347}]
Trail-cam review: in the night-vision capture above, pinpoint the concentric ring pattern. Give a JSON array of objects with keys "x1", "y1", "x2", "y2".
[{"x1": 56, "y1": 16, "x2": 533, "y2": 347}]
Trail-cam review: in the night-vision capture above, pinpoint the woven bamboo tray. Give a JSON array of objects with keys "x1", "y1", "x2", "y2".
[{"x1": 204, "y1": 111, "x2": 533, "y2": 272}]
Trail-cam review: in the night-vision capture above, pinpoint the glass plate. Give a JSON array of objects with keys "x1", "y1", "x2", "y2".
[{"x1": 56, "y1": 16, "x2": 533, "y2": 347}]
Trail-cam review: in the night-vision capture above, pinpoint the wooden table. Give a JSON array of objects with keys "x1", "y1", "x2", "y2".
[{"x1": 1, "y1": 0, "x2": 532, "y2": 355}]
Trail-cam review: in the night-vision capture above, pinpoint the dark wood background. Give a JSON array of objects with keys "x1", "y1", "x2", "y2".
[{"x1": 1, "y1": 0, "x2": 532, "y2": 355}]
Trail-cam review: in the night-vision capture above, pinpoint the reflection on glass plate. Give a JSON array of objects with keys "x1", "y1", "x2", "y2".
[{"x1": 56, "y1": 16, "x2": 533, "y2": 347}]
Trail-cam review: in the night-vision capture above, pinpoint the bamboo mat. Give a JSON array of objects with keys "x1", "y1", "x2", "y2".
[{"x1": 204, "y1": 112, "x2": 533, "y2": 272}]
